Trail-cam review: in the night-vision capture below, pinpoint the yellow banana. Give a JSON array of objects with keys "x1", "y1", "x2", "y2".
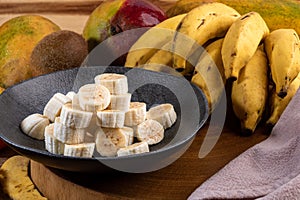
[
  {"x1": 172, "y1": 2, "x2": 240, "y2": 75},
  {"x1": 267, "y1": 72, "x2": 300, "y2": 126},
  {"x1": 264, "y1": 29, "x2": 300, "y2": 98},
  {"x1": 144, "y1": 41, "x2": 173, "y2": 67},
  {"x1": 191, "y1": 38, "x2": 225, "y2": 112},
  {"x1": 145, "y1": 41, "x2": 201, "y2": 78},
  {"x1": 166, "y1": 0, "x2": 300, "y2": 35},
  {"x1": 125, "y1": 14, "x2": 186, "y2": 67},
  {"x1": 203, "y1": 38, "x2": 226, "y2": 83},
  {"x1": 142, "y1": 40, "x2": 189, "y2": 77},
  {"x1": 231, "y1": 46, "x2": 268, "y2": 135},
  {"x1": 221, "y1": 12, "x2": 269, "y2": 80}
]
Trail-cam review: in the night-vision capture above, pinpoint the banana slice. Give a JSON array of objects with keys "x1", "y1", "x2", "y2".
[
  {"x1": 95, "y1": 127, "x2": 134, "y2": 157},
  {"x1": 63, "y1": 143, "x2": 95, "y2": 158},
  {"x1": 43, "y1": 93, "x2": 72, "y2": 122},
  {"x1": 44, "y1": 124, "x2": 65, "y2": 155},
  {"x1": 86, "y1": 113, "x2": 99, "y2": 135},
  {"x1": 136, "y1": 119, "x2": 164, "y2": 145},
  {"x1": 66, "y1": 91, "x2": 76, "y2": 100},
  {"x1": 109, "y1": 93, "x2": 132, "y2": 112},
  {"x1": 146, "y1": 103, "x2": 177, "y2": 129},
  {"x1": 60, "y1": 103, "x2": 93, "y2": 128},
  {"x1": 53, "y1": 117, "x2": 85, "y2": 144},
  {"x1": 96, "y1": 110, "x2": 125, "y2": 128},
  {"x1": 94, "y1": 73, "x2": 128, "y2": 95},
  {"x1": 124, "y1": 102, "x2": 147, "y2": 127},
  {"x1": 117, "y1": 141, "x2": 149, "y2": 157},
  {"x1": 78, "y1": 84, "x2": 111, "y2": 112},
  {"x1": 20, "y1": 113, "x2": 50, "y2": 140},
  {"x1": 71, "y1": 93, "x2": 82, "y2": 110},
  {"x1": 131, "y1": 125, "x2": 138, "y2": 137},
  {"x1": 84, "y1": 132, "x2": 96, "y2": 143}
]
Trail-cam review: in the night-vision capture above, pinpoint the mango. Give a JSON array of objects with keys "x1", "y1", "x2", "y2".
[
  {"x1": 167, "y1": 0, "x2": 300, "y2": 35},
  {"x1": 82, "y1": 0, "x2": 166, "y2": 52},
  {"x1": 0, "y1": 15, "x2": 60, "y2": 88}
]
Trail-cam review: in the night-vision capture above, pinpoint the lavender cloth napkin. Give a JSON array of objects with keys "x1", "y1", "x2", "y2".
[{"x1": 189, "y1": 88, "x2": 300, "y2": 200}]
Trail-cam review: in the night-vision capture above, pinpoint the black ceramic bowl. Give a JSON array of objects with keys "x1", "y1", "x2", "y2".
[{"x1": 0, "y1": 66, "x2": 208, "y2": 173}]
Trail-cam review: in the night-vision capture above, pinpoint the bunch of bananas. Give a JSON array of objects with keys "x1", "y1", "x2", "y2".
[{"x1": 124, "y1": 2, "x2": 300, "y2": 135}]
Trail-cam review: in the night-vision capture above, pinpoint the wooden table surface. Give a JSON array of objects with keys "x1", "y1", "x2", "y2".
[{"x1": 0, "y1": 1, "x2": 272, "y2": 199}]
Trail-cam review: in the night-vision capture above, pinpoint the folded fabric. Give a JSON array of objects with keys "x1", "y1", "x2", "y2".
[{"x1": 189, "y1": 88, "x2": 300, "y2": 200}]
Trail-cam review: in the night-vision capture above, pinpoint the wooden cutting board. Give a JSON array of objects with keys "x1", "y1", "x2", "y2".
[
  {"x1": 30, "y1": 123, "x2": 269, "y2": 200},
  {"x1": 0, "y1": 1, "x2": 270, "y2": 199}
]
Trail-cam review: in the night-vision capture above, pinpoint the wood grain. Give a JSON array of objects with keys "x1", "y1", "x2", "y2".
[
  {"x1": 0, "y1": 0, "x2": 176, "y2": 14},
  {"x1": 30, "y1": 122, "x2": 269, "y2": 200},
  {"x1": 0, "y1": 147, "x2": 17, "y2": 167},
  {"x1": 0, "y1": 1, "x2": 100, "y2": 14}
]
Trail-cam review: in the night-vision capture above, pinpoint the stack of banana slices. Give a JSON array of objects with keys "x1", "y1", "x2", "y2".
[
  {"x1": 20, "y1": 73, "x2": 177, "y2": 158},
  {"x1": 125, "y1": 2, "x2": 300, "y2": 135}
]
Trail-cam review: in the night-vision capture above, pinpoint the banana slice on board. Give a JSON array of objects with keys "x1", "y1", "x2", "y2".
[
  {"x1": 60, "y1": 103, "x2": 93, "y2": 128},
  {"x1": 94, "y1": 73, "x2": 128, "y2": 95},
  {"x1": 117, "y1": 141, "x2": 149, "y2": 157},
  {"x1": 95, "y1": 127, "x2": 134, "y2": 157},
  {"x1": 136, "y1": 119, "x2": 164, "y2": 145},
  {"x1": 20, "y1": 113, "x2": 50, "y2": 140},
  {"x1": 109, "y1": 93, "x2": 131, "y2": 112},
  {"x1": 64, "y1": 143, "x2": 95, "y2": 158},
  {"x1": 124, "y1": 102, "x2": 147, "y2": 126},
  {"x1": 96, "y1": 110, "x2": 125, "y2": 128},
  {"x1": 146, "y1": 103, "x2": 177, "y2": 129},
  {"x1": 78, "y1": 84, "x2": 111, "y2": 112},
  {"x1": 44, "y1": 124, "x2": 65, "y2": 155},
  {"x1": 53, "y1": 117, "x2": 85, "y2": 144},
  {"x1": 43, "y1": 93, "x2": 71, "y2": 122}
]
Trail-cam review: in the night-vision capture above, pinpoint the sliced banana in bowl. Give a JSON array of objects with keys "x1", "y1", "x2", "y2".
[{"x1": 0, "y1": 66, "x2": 208, "y2": 173}]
